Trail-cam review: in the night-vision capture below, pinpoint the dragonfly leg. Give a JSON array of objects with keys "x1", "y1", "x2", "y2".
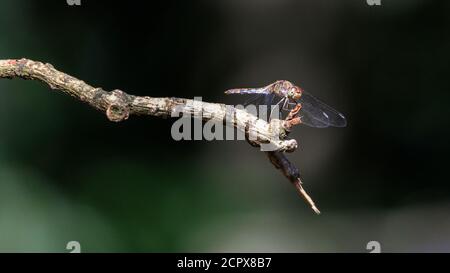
[
  {"x1": 286, "y1": 103, "x2": 302, "y2": 121},
  {"x1": 287, "y1": 101, "x2": 297, "y2": 110},
  {"x1": 287, "y1": 117, "x2": 302, "y2": 127},
  {"x1": 284, "y1": 103, "x2": 302, "y2": 128},
  {"x1": 282, "y1": 98, "x2": 297, "y2": 111}
]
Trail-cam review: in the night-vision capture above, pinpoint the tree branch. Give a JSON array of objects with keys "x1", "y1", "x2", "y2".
[
  {"x1": 0, "y1": 58, "x2": 319, "y2": 214},
  {"x1": 266, "y1": 151, "x2": 320, "y2": 214}
]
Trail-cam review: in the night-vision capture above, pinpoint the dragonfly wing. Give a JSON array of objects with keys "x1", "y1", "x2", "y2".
[
  {"x1": 241, "y1": 94, "x2": 262, "y2": 106},
  {"x1": 244, "y1": 93, "x2": 283, "y2": 120},
  {"x1": 226, "y1": 92, "x2": 284, "y2": 120},
  {"x1": 224, "y1": 85, "x2": 289, "y2": 120},
  {"x1": 298, "y1": 111, "x2": 330, "y2": 128},
  {"x1": 243, "y1": 93, "x2": 269, "y2": 107},
  {"x1": 299, "y1": 91, "x2": 347, "y2": 128}
]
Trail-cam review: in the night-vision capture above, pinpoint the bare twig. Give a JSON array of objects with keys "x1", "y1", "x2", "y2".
[
  {"x1": 0, "y1": 58, "x2": 319, "y2": 213},
  {"x1": 266, "y1": 151, "x2": 320, "y2": 214}
]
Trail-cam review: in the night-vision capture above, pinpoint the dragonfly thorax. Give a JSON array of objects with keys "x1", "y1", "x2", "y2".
[{"x1": 272, "y1": 80, "x2": 302, "y2": 101}]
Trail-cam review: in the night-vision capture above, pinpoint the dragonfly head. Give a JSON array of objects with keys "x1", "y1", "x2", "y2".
[
  {"x1": 287, "y1": 85, "x2": 302, "y2": 101},
  {"x1": 273, "y1": 80, "x2": 303, "y2": 101}
]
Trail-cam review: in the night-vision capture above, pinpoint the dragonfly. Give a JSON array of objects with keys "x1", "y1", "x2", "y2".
[{"x1": 224, "y1": 80, "x2": 347, "y2": 128}]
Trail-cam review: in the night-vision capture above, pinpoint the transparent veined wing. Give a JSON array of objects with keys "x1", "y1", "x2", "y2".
[
  {"x1": 241, "y1": 93, "x2": 285, "y2": 120},
  {"x1": 225, "y1": 87, "x2": 287, "y2": 120},
  {"x1": 243, "y1": 93, "x2": 276, "y2": 107},
  {"x1": 298, "y1": 91, "x2": 347, "y2": 128}
]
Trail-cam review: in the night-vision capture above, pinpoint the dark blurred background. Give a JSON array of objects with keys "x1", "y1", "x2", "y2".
[{"x1": 0, "y1": 0, "x2": 449, "y2": 252}]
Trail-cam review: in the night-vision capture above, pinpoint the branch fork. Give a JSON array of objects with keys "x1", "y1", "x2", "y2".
[{"x1": 0, "y1": 58, "x2": 320, "y2": 214}]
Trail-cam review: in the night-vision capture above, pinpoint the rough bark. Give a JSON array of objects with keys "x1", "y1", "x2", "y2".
[{"x1": 0, "y1": 58, "x2": 319, "y2": 214}]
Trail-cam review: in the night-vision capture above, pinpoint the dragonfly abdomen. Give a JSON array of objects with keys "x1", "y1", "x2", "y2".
[{"x1": 224, "y1": 88, "x2": 270, "y2": 95}]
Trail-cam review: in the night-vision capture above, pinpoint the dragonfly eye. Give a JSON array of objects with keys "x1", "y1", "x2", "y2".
[
  {"x1": 292, "y1": 87, "x2": 302, "y2": 100},
  {"x1": 288, "y1": 88, "x2": 297, "y2": 99}
]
